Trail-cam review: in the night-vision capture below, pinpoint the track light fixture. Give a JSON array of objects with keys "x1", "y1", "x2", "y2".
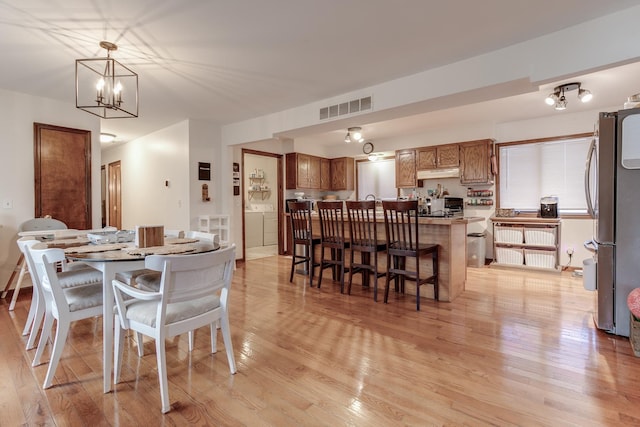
[
  {"x1": 544, "y1": 82, "x2": 592, "y2": 111},
  {"x1": 345, "y1": 127, "x2": 364, "y2": 143}
]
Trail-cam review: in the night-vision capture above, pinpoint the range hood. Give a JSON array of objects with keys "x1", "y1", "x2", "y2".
[{"x1": 416, "y1": 167, "x2": 460, "y2": 180}]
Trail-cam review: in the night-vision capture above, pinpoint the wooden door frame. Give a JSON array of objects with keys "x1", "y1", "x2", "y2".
[
  {"x1": 108, "y1": 160, "x2": 122, "y2": 229},
  {"x1": 33, "y1": 122, "x2": 91, "y2": 225},
  {"x1": 241, "y1": 149, "x2": 284, "y2": 260}
]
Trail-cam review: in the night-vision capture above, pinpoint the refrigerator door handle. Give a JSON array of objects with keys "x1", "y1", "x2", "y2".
[
  {"x1": 585, "y1": 137, "x2": 597, "y2": 218},
  {"x1": 584, "y1": 239, "x2": 597, "y2": 253}
]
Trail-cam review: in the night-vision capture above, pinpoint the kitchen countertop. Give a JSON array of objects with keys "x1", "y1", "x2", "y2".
[{"x1": 285, "y1": 212, "x2": 484, "y2": 225}]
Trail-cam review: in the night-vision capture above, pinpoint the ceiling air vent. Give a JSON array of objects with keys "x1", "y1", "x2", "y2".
[{"x1": 319, "y1": 96, "x2": 372, "y2": 120}]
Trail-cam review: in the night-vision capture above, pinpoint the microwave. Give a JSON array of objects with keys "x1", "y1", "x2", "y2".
[{"x1": 429, "y1": 197, "x2": 463, "y2": 216}]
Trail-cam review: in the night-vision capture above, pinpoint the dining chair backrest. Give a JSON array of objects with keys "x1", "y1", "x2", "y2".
[
  {"x1": 185, "y1": 230, "x2": 219, "y2": 244},
  {"x1": 145, "y1": 245, "x2": 235, "y2": 306},
  {"x1": 288, "y1": 201, "x2": 314, "y2": 243},
  {"x1": 317, "y1": 201, "x2": 346, "y2": 243},
  {"x1": 18, "y1": 238, "x2": 41, "y2": 284},
  {"x1": 382, "y1": 200, "x2": 420, "y2": 253},
  {"x1": 346, "y1": 200, "x2": 380, "y2": 248},
  {"x1": 165, "y1": 229, "x2": 185, "y2": 238},
  {"x1": 29, "y1": 247, "x2": 73, "y2": 313},
  {"x1": 20, "y1": 217, "x2": 68, "y2": 232}
]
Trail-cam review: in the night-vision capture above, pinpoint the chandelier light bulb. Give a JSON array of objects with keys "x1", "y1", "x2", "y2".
[
  {"x1": 545, "y1": 93, "x2": 557, "y2": 106},
  {"x1": 344, "y1": 132, "x2": 351, "y2": 143}
]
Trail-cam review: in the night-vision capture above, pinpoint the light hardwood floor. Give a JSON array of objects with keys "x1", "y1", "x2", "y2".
[{"x1": 1, "y1": 256, "x2": 639, "y2": 426}]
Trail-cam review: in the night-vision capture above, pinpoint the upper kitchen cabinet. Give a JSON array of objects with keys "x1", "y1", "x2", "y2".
[
  {"x1": 308, "y1": 155, "x2": 321, "y2": 189},
  {"x1": 395, "y1": 149, "x2": 417, "y2": 188},
  {"x1": 330, "y1": 157, "x2": 355, "y2": 190},
  {"x1": 417, "y1": 144, "x2": 459, "y2": 170},
  {"x1": 459, "y1": 139, "x2": 493, "y2": 184},
  {"x1": 320, "y1": 158, "x2": 331, "y2": 191},
  {"x1": 286, "y1": 153, "x2": 321, "y2": 189}
]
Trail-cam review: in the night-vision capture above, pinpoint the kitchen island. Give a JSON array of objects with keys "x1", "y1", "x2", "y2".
[{"x1": 298, "y1": 214, "x2": 483, "y2": 302}]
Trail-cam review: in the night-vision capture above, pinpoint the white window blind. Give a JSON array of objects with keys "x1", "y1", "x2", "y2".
[
  {"x1": 357, "y1": 158, "x2": 397, "y2": 200},
  {"x1": 499, "y1": 137, "x2": 590, "y2": 213}
]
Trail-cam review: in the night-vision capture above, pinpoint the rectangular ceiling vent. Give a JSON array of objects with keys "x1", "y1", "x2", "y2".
[{"x1": 319, "y1": 96, "x2": 372, "y2": 120}]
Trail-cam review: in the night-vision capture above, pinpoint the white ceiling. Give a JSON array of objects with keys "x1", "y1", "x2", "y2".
[{"x1": 1, "y1": 0, "x2": 639, "y2": 145}]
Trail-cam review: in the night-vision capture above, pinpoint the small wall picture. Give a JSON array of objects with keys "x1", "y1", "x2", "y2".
[
  {"x1": 233, "y1": 162, "x2": 240, "y2": 196},
  {"x1": 198, "y1": 162, "x2": 211, "y2": 181}
]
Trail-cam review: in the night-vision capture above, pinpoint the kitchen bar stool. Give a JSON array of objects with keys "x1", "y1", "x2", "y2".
[
  {"x1": 345, "y1": 200, "x2": 387, "y2": 301},
  {"x1": 288, "y1": 201, "x2": 321, "y2": 285},
  {"x1": 382, "y1": 200, "x2": 439, "y2": 311},
  {"x1": 317, "y1": 201, "x2": 350, "y2": 292}
]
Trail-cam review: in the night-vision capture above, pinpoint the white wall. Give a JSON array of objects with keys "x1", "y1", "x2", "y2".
[
  {"x1": 101, "y1": 121, "x2": 190, "y2": 231},
  {"x1": 188, "y1": 120, "x2": 223, "y2": 231},
  {"x1": 0, "y1": 88, "x2": 101, "y2": 286}
]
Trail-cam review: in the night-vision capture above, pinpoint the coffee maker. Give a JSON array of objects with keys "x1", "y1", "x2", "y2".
[{"x1": 540, "y1": 196, "x2": 558, "y2": 218}]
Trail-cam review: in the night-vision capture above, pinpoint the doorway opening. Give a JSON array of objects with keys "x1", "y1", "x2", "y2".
[{"x1": 242, "y1": 149, "x2": 283, "y2": 260}]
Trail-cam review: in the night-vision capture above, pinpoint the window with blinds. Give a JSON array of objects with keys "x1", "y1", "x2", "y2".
[
  {"x1": 357, "y1": 158, "x2": 397, "y2": 200},
  {"x1": 498, "y1": 136, "x2": 591, "y2": 214}
]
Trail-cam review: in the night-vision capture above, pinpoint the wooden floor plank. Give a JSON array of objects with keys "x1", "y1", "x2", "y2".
[{"x1": 1, "y1": 256, "x2": 640, "y2": 425}]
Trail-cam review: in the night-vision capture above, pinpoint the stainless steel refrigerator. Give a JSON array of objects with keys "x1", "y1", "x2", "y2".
[{"x1": 585, "y1": 108, "x2": 640, "y2": 337}]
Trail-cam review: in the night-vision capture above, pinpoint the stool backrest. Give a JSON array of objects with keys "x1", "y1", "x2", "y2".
[
  {"x1": 382, "y1": 200, "x2": 420, "y2": 253},
  {"x1": 346, "y1": 200, "x2": 380, "y2": 248},
  {"x1": 288, "y1": 201, "x2": 314, "y2": 244},
  {"x1": 317, "y1": 201, "x2": 346, "y2": 243}
]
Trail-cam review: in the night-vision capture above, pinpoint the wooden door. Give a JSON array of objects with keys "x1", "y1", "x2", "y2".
[
  {"x1": 34, "y1": 123, "x2": 91, "y2": 230},
  {"x1": 108, "y1": 161, "x2": 122, "y2": 229}
]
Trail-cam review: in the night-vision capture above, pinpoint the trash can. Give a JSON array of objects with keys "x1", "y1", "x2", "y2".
[{"x1": 467, "y1": 232, "x2": 486, "y2": 268}]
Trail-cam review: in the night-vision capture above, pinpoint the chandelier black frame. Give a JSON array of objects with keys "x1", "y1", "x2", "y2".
[{"x1": 76, "y1": 41, "x2": 139, "y2": 119}]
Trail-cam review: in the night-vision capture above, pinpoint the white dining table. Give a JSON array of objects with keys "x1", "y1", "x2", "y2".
[{"x1": 51, "y1": 238, "x2": 217, "y2": 393}]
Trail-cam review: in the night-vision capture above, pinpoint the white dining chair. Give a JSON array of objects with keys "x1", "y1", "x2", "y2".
[
  {"x1": 19, "y1": 239, "x2": 102, "y2": 351},
  {"x1": 4, "y1": 217, "x2": 68, "y2": 309},
  {"x1": 29, "y1": 247, "x2": 104, "y2": 389},
  {"x1": 112, "y1": 244, "x2": 237, "y2": 413}
]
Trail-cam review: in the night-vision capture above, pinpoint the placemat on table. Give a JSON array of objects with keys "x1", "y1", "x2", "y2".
[
  {"x1": 64, "y1": 243, "x2": 128, "y2": 254},
  {"x1": 164, "y1": 237, "x2": 199, "y2": 245},
  {"x1": 45, "y1": 237, "x2": 91, "y2": 248},
  {"x1": 124, "y1": 244, "x2": 198, "y2": 256}
]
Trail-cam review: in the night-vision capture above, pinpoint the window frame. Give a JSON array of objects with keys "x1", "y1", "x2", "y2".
[{"x1": 495, "y1": 132, "x2": 593, "y2": 219}]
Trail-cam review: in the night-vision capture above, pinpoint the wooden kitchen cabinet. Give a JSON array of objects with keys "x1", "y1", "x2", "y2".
[
  {"x1": 395, "y1": 149, "x2": 417, "y2": 188},
  {"x1": 308, "y1": 155, "x2": 321, "y2": 189},
  {"x1": 460, "y1": 139, "x2": 493, "y2": 184},
  {"x1": 417, "y1": 144, "x2": 459, "y2": 170},
  {"x1": 330, "y1": 157, "x2": 354, "y2": 190},
  {"x1": 286, "y1": 152, "x2": 320, "y2": 189},
  {"x1": 320, "y1": 158, "x2": 331, "y2": 190}
]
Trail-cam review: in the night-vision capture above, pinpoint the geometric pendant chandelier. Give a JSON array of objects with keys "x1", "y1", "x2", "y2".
[{"x1": 75, "y1": 41, "x2": 138, "y2": 119}]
